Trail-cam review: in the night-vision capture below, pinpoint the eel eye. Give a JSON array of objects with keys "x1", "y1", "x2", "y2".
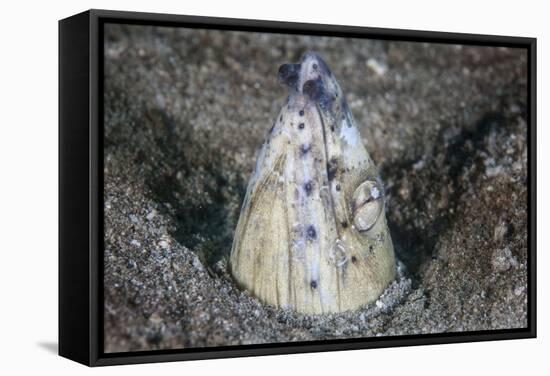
[{"x1": 352, "y1": 179, "x2": 384, "y2": 232}]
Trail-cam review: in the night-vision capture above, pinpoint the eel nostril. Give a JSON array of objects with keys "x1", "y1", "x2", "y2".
[{"x1": 278, "y1": 63, "x2": 301, "y2": 91}]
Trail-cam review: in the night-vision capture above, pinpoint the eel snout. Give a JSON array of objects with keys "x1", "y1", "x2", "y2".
[{"x1": 278, "y1": 52, "x2": 342, "y2": 116}]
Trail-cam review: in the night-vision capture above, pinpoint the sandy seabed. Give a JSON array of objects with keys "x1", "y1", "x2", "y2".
[{"x1": 103, "y1": 24, "x2": 528, "y2": 352}]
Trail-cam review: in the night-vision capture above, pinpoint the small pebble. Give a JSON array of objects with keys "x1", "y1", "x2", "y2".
[
  {"x1": 146, "y1": 209, "x2": 157, "y2": 221},
  {"x1": 493, "y1": 222, "x2": 508, "y2": 242},
  {"x1": 366, "y1": 58, "x2": 388, "y2": 76},
  {"x1": 492, "y1": 247, "x2": 518, "y2": 272}
]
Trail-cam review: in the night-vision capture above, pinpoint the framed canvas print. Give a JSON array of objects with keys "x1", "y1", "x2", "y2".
[{"x1": 59, "y1": 9, "x2": 536, "y2": 366}]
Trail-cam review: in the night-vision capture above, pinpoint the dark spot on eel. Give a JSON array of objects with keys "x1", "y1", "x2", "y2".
[
  {"x1": 300, "y1": 143, "x2": 311, "y2": 156},
  {"x1": 298, "y1": 123, "x2": 305, "y2": 130},
  {"x1": 330, "y1": 125, "x2": 335, "y2": 132},
  {"x1": 327, "y1": 157, "x2": 339, "y2": 181},
  {"x1": 341, "y1": 221, "x2": 348, "y2": 228},
  {"x1": 280, "y1": 115, "x2": 283, "y2": 122},
  {"x1": 306, "y1": 225, "x2": 317, "y2": 240},
  {"x1": 304, "y1": 181, "x2": 313, "y2": 195},
  {"x1": 299, "y1": 110, "x2": 305, "y2": 116},
  {"x1": 351, "y1": 256, "x2": 357, "y2": 264},
  {"x1": 310, "y1": 280, "x2": 318, "y2": 289},
  {"x1": 335, "y1": 184, "x2": 341, "y2": 191}
]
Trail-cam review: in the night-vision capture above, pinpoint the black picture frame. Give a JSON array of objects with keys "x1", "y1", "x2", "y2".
[{"x1": 59, "y1": 9, "x2": 537, "y2": 367}]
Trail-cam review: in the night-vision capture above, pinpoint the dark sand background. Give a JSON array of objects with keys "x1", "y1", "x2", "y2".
[{"x1": 103, "y1": 24, "x2": 528, "y2": 352}]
